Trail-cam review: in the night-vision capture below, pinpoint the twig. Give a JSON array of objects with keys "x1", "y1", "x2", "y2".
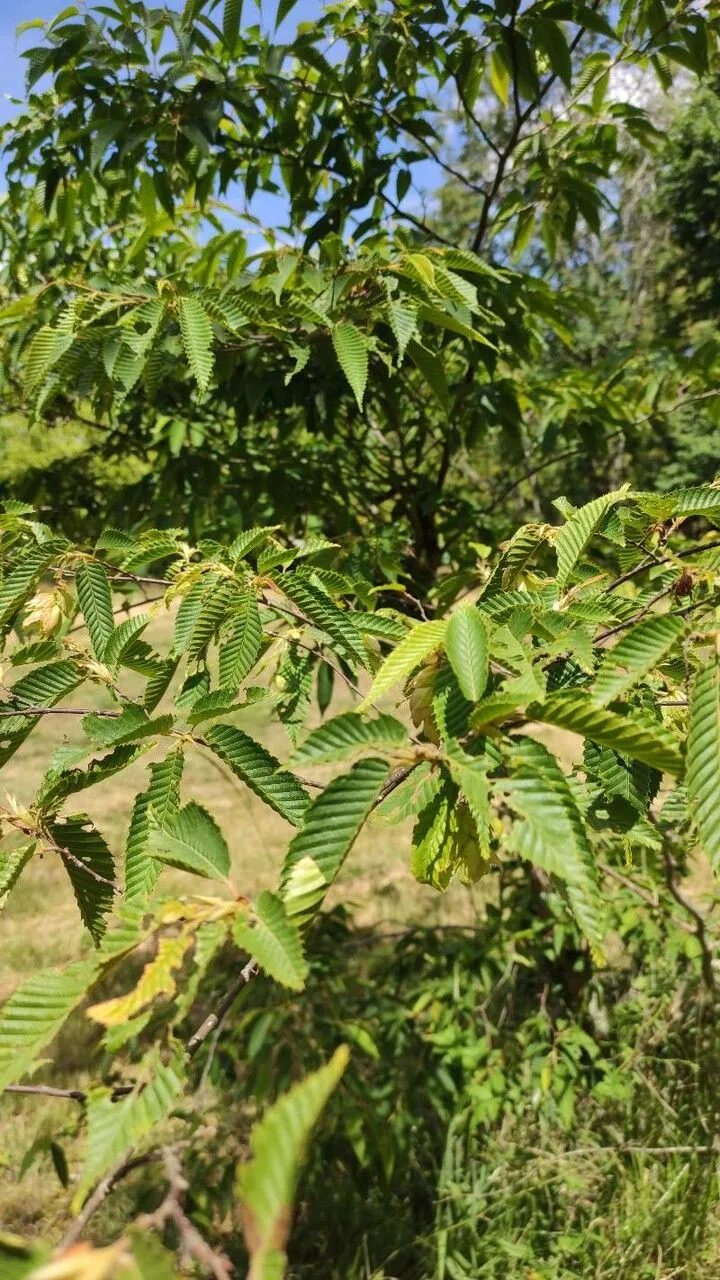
[
  {"x1": 3, "y1": 1084, "x2": 86, "y2": 1102},
  {"x1": 59, "y1": 1153, "x2": 158, "y2": 1250},
  {"x1": 187, "y1": 956, "x2": 258, "y2": 1056},
  {"x1": 137, "y1": 1149, "x2": 233, "y2": 1280},
  {"x1": 0, "y1": 707, "x2": 120, "y2": 718}
]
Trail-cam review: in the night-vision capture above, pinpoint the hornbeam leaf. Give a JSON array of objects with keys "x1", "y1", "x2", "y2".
[
  {"x1": 205, "y1": 723, "x2": 310, "y2": 826},
  {"x1": 147, "y1": 801, "x2": 230, "y2": 880},
  {"x1": 664, "y1": 485, "x2": 720, "y2": 518},
  {"x1": 593, "y1": 615, "x2": 684, "y2": 705},
  {"x1": 233, "y1": 892, "x2": 308, "y2": 990},
  {"x1": 0, "y1": 843, "x2": 34, "y2": 913},
  {"x1": 0, "y1": 961, "x2": 99, "y2": 1089},
  {"x1": 88, "y1": 933, "x2": 195, "y2": 1026},
  {"x1": 0, "y1": 546, "x2": 56, "y2": 630},
  {"x1": 219, "y1": 594, "x2": 262, "y2": 689},
  {"x1": 50, "y1": 814, "x2": 115, "y2": 944},
  {"x1": 332, "y1": 323, "x2": 368, "y2": 410},
  {"x1": 445, "y1": 606, "x2": 489, "y2": 702},
  {"x1": 179, "y1": 295, "x2": 214, "y2": 394},
  {"x1": 237, "y1": 1047, "x2": 349, "y2": 1279},
  {"x1": 687, "y1": 654, "x2": 720, "y2": 868},
  {"x1": 555, "y1": 487, "x2": 629, "y2": 589},
  {"x1": 125, "y1": 749, "x2": 184, "y2": 901},
  {"x1": 75, "y1": 1054, "x2": 185, "y2": 1208},
  {"x1": 357, "y1": 619, "x2": 446, "y2": 711},
  {"x1": 502, "y1": 738, "x2": 604, "y2": 947},
  {"x1": 280, "y1": 572, "x2": 367, "y2": 666},
  {"x1": 530, "y1": 691, "x2": 684, "y2": 776},
  {"x1": 223, "y1": 0, "x2": 243, "y2": 51},
  {"x1": 103, "y1": 614, "x2": 151, "y2": 669},
  {"x1": 280, "y1": 758, "x2": 389, "y2": 925},
  {"x1": 75, "y1": 562, "x2": 114, "y2": 660},
  {"x1": 386, "y1": 299, "x2": 417, "y2": 363},
  {"x1": 288, "y1": 711, "x2": 406, "y2": 768}
]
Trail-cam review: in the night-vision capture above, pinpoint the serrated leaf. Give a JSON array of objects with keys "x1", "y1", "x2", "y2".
[
  {"x1": 229, "y1": 525, "x2": 280, "y2": 563},
  {"x1": 593, "y1": 615, "x2": 684, "y2": 705},
  {"x1": 372, "y1": 762, "x2": 441, "y2": 827},
  {"x1": 332, "y1": 323, "x2": 368, "y2": 410},
  {"x1": 530, "y1": 691, "x2": 684, "y2": 776},
  {"x1": 103, "y1": 614, "x2": 151, "y2": 669},
  {"x1": 407, "y1": 340, "x2": 449, "y2": 409},
  {"x1": 687, "y1": 654, "x2": 720, "y2": 868},
  {"x1": 125, "y1": 750, "x2": 185, "y2": 900},
  {"x1": 50, "y1": 815, "x2": 115, "y2": 944},
  {"x1": 280, "y1": 758, "x2": 389, "y2": 925},
  {"x1": 445, "y1": 606, "x2": 489, "y2": 702},
  {"x1": 223, "y1": 0, "x2": 243, "y2": 51},
  {"x1": 205, "y1": 723, "x2": 310, "y2": 826},
  {"x1": 281, "y1": 572, "x2": 367, "y2": 666},
  {"x1": 178, "y1": 295, "x2": 214, "y2": 394},
  {"x1": 0, "y1": 961, "x2": 98, "y2": 1089},
  {"x1": 0, "y1": 844, "x2": 34, "y2": 912},
  {"x1": 75, "y1": 1054, "x2": 184, "y2": 1207},
  {"x1": 147, "y1": 801, "x2": 230, "y2": 881},
  {"x1": 237, "y1": 1047, "x2": 349, "y2": 1278},
  {"x1": 664, "y1": 485, "x2": 720, "y2": 518},
  {"x1": 288, "y1": 711, "x2": 405, "y2": 768},
  {"x1": 219, "y1": 594, "x2": 262, "y2": 689},
  {"x1": 88, "y1": 933, "x2": 195, "y2": 1027},
  {"x1": 83, "y1": 705, "x2": 174, "y2": 749},
  {"x1": 386, "y1": 299, "x2": 417, "y2": 363},
  {"x1": 357, "y1": 619, "x2": 446, "y2": 711},
  {"x1": 0, "y1": 546, "x2": 56, "y2": 630},
  {"x1": 501, "y1": 738, "x2": 604, "y2": 947},
  {"x1": 555, "y1": 487, "x2": 629, "y2": 590},
  {"x1": 410, "y1": 784, "x2": 458, "y2": 890},
  {"x1": 75, "y1": 562, "x2": 114, "y2": 660},
  {"x1": 234, "y1": 892, "x2": 307, "y2": 990},
  {"x1": 37, "y1": 742, "x2": 147, "y2": 811}
]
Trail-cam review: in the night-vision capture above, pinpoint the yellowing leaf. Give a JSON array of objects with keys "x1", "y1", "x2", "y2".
[{"x1": 87, "y1": 932, "x2": 194, "y2": 1026}]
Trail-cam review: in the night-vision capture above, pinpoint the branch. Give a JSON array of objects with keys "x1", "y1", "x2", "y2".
[
  {"x1": 59, "y1": 1153, "x2": 159, "y2": 1250},
  {"x1": 3, "y1": 1084, "x2": 86, "y2": 1101},
  {"x1": 137, "y1": 1149, "x2": 233, "y2": 1280},
  {"x1": 0, "y1": 707, "x2": 120, "y2": 718}
]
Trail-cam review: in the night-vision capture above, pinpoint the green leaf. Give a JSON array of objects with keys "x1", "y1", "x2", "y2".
[
  {"x1": 386, "y1": 299, "x2": 417, "y2": 363},
  {"x1": 0, "y1": 961, "x2": 98, "y2": 1089},
  {"x1": 37, "y1": 742, "x2": 147, "y2": 812},
  {"x1": 332, "y1": 323, "x2": 368, "y2": 410},
  {"x1": 205, "y1": 723, "x2": 310, "y2": 826},
  {"x1": 223, "y1": 0, "x2": 243, "y2": 51},
  {"x1": 288, "y1": 711, "x2": 405, "y2": 768},
  {"x1": 125, "y1": 750, "x2": 185, "y2": 900},
  {"x1": 489, "y1": 47, "x2": 510, "y2": 106},
  {"x1": 0, "y1": 546, "x2": 56, "y2": 630},
  {"x1": 593, "y1": 615, "x2": 684, "y2": 705},
  {"x1": 357, "y1": 619, "x2": 446, "y2": 711},
  {"x1": 555, "y1": 487, "x2": 629, "y2": 590},
  {"x1": 237, "y1": 1047, "x2": 349, "y2": 1279},
  {"x1": 410, "y1": 784, "x2": 458, "y2": 890},
  {"x1": 103, "y1": 614, "x2": 151, "y2": 669},
  {"x1": 664, "y1": 485, "x2": 720, "y2": 518},
  {"x1": 530, "y1": 691, "x2": 684, "y2": 776},
  {"x1": 229, "y1": 525, "x2": 281, "y2": 562},
  {"x1": 280, "y1": 573, "x2": 367, "y2": 666},
  {"x1": 83, "y1": 706, "x2": 174, "y2": 749},
  {"x1": 687, "y1": 654, "x2": 720, "y2": 868},
  {"x1": 147, "y1": 801, "x2": 230, "y2": 881},
  {"x1": 50, "y1": 815, "x2": 115, "y2": 944},
  {"x1": 0, "y1": 844, "x2": 34, "y2": 912},
  {"x1": 445, "y1": 606, "x2": 489, "y2": 702},
  {"x1": 233, "y1": 892, "x2": 308, "y2": 991},
  {"x1": 178, "y1": 296, "x2": 214, "y2": 394},
  {"x1": 219, "y1": 594, "x2": 262, "y2": 690},
  {"x1": 280, "y1": 758, "x2": 389, "y2": 925},
  {"x1": 75, "y1": 1054, "x2": 185, "y2": 1208},
  {"x1": 502, "y1": 738, "x2": 604, "y2": 947},
  {"x1": 75, "y1": 562, "x2": 114, "y2": 660}
]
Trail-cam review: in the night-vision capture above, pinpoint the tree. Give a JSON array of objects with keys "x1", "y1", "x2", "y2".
[
  {"x1": 1, "y1": 2, "x2": 720, "y2": 1274},
  {"x1": 2, "y1": 1, "x2": 718, "y2": 576}
]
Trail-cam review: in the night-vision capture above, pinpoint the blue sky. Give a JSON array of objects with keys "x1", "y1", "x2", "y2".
[{"x1": 0, "y1": 1, "x2": 439, "y2": 239}]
